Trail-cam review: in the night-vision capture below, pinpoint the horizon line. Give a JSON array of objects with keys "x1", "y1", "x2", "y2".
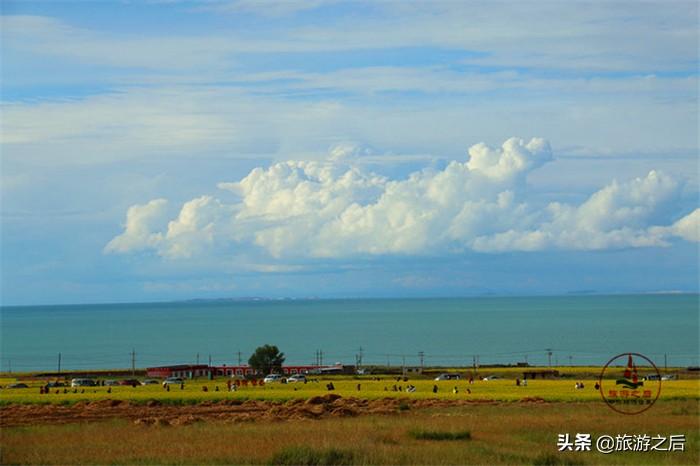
[{"x1": 2, "y1": 290, "x2": 698, "y2": 309}]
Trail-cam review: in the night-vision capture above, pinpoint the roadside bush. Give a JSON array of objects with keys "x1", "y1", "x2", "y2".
[
  {"x1": 408, "y1": 429, "x2": 471, "y2": 441},
  {"x1": 268, "y1": 446, "x2": 356, "y2": 466},
  {"x1": 532, "y1": 453, "x2": 584, "y2": 466}
]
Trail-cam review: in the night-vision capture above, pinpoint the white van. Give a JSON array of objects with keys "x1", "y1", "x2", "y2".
[
  {"x1": 263, "y1": 374, "x2": 285, "y2": 383},
  {"x1": 434, "y1": 373, "x2": 461, "y2": 381},
  {"x1": 71, "y1": 378, "x2": 96, "y2": 387}
]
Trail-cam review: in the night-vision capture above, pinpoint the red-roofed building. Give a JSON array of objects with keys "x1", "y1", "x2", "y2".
[{"x1": 146, "y1": 364, "x2": 325, "y2": 378}]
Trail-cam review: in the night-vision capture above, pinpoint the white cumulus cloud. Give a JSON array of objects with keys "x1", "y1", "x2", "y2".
[
  {"x1": 671, "y1": 209, "x2": 700, "y2": 242},
  {"x1": 104, "y1": 199, "x2": 168, "y2": 254},
  {"x1": 105, "y1": 138, "x2": 698, "y2": 261}
]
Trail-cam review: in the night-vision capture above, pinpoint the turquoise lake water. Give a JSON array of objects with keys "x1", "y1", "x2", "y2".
[{"x1": 1, "y1": 295, "x2": 698, "y2": 371}]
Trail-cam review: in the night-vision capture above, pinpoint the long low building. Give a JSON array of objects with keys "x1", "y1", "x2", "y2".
[
  {"x1": 147, "y1": 364, "x2": 211, "y2": 378},
  {"x1": 146, "y1": 364, "x2": 328, "y2": 378}
]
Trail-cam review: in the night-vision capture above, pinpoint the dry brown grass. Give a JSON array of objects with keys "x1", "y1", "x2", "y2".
[{"x1": 1, "y1": 400, "x2": 698, "y2": 465}]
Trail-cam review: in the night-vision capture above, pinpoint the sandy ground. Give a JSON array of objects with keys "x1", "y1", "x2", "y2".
[{"x1": 0, "y1": 395, "x2": 546, "y2": 427}]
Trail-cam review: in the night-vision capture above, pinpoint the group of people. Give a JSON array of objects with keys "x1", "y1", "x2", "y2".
[
  {"x1": 32, "y1": 375, "x2": 604, "y2": 398},
  {"x1": 383, "y1": 384, "x2": 417, "y2": 392},
  {"x1": 429, "y1": 384, "x2": 471, "y2": 394},
  {"x1": 201, "y1": 385, "x2": 225, "y2": 392},
  {"x1": 451, "y1": 386, "x2": 472, "y2": 394},
  {"x1": 39, "y1": 387, "x2": 97, "y2": 395}
]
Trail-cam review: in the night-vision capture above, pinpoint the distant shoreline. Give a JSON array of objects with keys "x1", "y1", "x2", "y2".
[{"x1": 2, "y1": 291, "x2": 698, "y2": 309}]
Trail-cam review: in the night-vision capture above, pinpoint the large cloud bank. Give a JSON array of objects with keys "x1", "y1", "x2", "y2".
[{"x1": 105, "y1": 138, "x2": 698, "y2": 260}]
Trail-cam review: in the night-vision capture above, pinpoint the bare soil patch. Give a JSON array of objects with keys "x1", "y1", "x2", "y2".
[{"x1": 0, "y1": 395, "x2": 500, "y2": 427}]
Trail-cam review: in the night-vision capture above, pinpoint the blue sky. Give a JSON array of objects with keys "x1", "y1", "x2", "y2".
[{"x1": 1, "y1": 0, "x2": 698, "y2": 305}]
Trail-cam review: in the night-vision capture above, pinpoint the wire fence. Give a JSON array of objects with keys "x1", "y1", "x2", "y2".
[{"x1": 1, "y1": 348, "x2": 698, "y2": 373}]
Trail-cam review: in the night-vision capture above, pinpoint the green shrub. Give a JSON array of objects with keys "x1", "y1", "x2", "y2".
[
  {"x1": 408, "y1": 429, "x2": 471, "y2": 441},
  {"x1": 532, "y1": 453, "x2": 584, "y2": 466},
  {"x1": 268, "y1": 446, "x2": 356, "y2": 466}
]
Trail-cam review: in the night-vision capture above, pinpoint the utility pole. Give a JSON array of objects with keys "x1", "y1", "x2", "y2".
[
  {"x1": 196, "y1": 353, "x2": 200, "y2": 365},
  {"x1": 208, "y1": 354, "x2": 212, "y2": 367},
  {"x1": 131, "y1": 348, "x2": 136, "y2": 376},
  {"x1": 664, "y1": 353, "x2": 668, "y2": 372},
  {"x1": 472, "y1": 355, "x2": 476, "y2": 375},
  {"x1": 237, "y1": 350, "x2": 242, "y2": 367},
  {"x1": 546, "y1": 348, "x2": 553, "y2": 367},
  {"x1": 402, "y1": 355, "x2": 406, "y2": 374},
  {"x1": 418, "y1": 351, "x2": 425, "y2": 371},
  {"x1": 57, "y1": 352, "x2": 62, "y2": 374},
  {"x1": 320, "y1": 350, "x2": 323, "y2": 367},
  {"x1": 568, "y1": 355, "x2": 573, "y2": 367},
  {"x1": 355, "y1": 347, "x2": 363, "y2": 371}
]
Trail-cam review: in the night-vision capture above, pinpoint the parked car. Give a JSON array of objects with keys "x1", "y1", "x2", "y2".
[
  {"x1": 141, "y1": 379, "x2": 160, "y2": 385},
  {"x1": 162, "y1": 377, "x2": 184, "y2": 386},
  {"x1": 481, "y1": 375, "x2": 502, "y2": 381},
  {"x1": 119, "y1": 379, "x2": 140, "y2": 386},
  {"x1": 104, "y1": 380, "x2": 120, "y2": 386},
  {"x1": 263, "y1": 374, "x2": 285, "y2": 383},
  {"x1": 46, "y1": 381, "x2": 65, "y2": 388},
  {"x1": 434, "y1": 373, "x2": 461, "y2": 381},
  {"x1": 71, "y1": 378, "x2": 96, "y2": 387},
  {"x1": 6, "y1": 382, "x2": 29, "y2": 389},
  {"x1": 287, "y1": 374, "x2": 307, "y2": 383}
]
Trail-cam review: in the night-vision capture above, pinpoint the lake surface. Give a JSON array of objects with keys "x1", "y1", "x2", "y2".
[{"x1": 1, "y1": 295, "x2": 698, "y2": 372}]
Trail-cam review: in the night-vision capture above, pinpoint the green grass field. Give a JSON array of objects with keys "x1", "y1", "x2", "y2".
[{"x1": 2, "y1": 400, "x2": 698, "y2": 465}]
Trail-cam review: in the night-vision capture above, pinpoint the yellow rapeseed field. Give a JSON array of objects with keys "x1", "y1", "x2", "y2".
[{"x1": 1, "y1": 375, "x2": 698, "y2": 405}]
